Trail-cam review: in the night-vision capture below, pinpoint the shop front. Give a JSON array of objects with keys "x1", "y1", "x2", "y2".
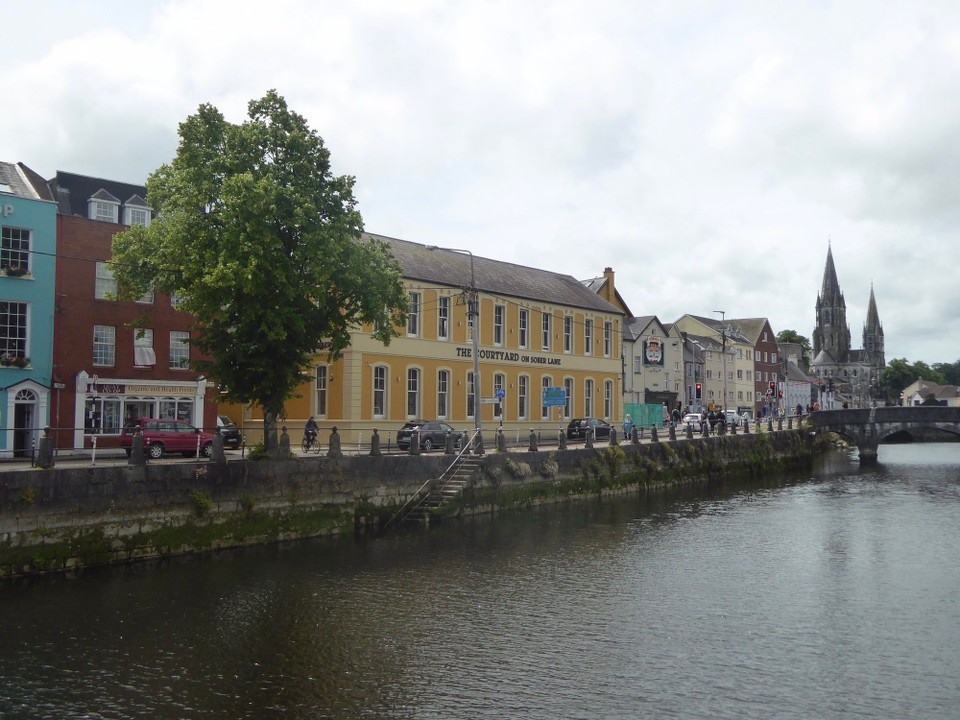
[{"x1": 74, "y1": 370, "x2": 209, "y2": 449}]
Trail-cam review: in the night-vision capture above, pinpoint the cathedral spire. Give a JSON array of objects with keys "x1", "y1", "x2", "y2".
[{"x1": 819, "y1": 242, "x2": 843, "y2": 304}]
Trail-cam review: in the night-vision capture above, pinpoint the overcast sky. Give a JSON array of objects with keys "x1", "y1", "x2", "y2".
[{"x1": 5, "y1": 0, "x2": 959, "y2": 365}]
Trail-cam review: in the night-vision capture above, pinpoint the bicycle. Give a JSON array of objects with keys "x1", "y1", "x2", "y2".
[{"x1": 301, "y1": 432, "x2": 322, "y2": 454}]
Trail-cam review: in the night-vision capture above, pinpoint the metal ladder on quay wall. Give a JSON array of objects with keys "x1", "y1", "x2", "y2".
[{"x1": 385, "y1": 430, "x2": 482, "y2": 528}]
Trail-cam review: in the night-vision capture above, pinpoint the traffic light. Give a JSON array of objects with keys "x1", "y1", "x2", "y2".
[
  {"x1": 695, "y1": 383, "x2": 702, "y2": 399},
  {"x1": 769, "y1": 381, "x2": 775, "y2": 392}
]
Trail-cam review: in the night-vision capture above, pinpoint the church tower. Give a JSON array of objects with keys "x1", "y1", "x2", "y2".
[
  {"x1": 812, "y1": 244, "x2": 851, "y2": 363},
  {"x1": 863, "y1": 284, "x2": 885, "y2": 372}
]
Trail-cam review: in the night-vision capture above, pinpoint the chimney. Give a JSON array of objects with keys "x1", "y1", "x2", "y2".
[{"x1": 602, "y1": 267, "x2": 615, "y2": 304}]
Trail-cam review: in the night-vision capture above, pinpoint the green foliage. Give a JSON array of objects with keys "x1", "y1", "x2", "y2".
[
  {"x1": 881, "y1": 358, "x2": 948, "y2": 401},
  {"x1": 776, "y1": 330, "x2": 811, "y2": 370},
  {"x1": 932, "y1": 361, "x2": 960, "y2": 386},
  {"x1": 538, "y1": 453, "x2": 559, "y2": 479},
  {"x1": 19, "y1": 485, "x2": 35, "y2": 506},
  {"x1": 190, "y1": 489, "x2": 214, "y2": 518},
  {"x1": 504, "y1": 456, "x2": 531, "y2": 480},
  {"x1": 111, "y1": 91, "x2": 408, "y2": 453},
  {"x1": 245, "y1": 441, "x2": 270, "y2": 461}
]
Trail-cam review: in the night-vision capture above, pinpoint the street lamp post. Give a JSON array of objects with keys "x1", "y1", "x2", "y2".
[
  {"x1": 713, "y1": 310, "x2": 728, "y2": 415},
  {"x1": 426, "y1": 245, "x2": 482, "y2": 451}
]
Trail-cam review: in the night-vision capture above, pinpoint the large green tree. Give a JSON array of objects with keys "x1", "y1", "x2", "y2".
[
  {"x1": 879, "y1": 358, "x2": 947, "y2": 402},
  {"x1": 112, "y1": 91, "x2": 408, "y2": 454}
]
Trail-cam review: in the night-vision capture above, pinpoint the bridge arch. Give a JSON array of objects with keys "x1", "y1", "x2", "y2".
[{"x1": 809, "y1": 407, "x2": 960, "y2": 463}]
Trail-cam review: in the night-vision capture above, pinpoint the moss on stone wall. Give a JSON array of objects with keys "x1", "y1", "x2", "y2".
[{"x1": 1, "y1": 430, "x2": 818, "y2": 579}]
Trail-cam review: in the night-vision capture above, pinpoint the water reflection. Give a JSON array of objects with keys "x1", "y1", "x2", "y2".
[{"x1": 1, "y1": 444, "x2": 960, "y2": 719}]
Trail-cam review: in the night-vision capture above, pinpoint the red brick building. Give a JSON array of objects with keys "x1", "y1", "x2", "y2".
[{"x1": 47, "y1": 172, "x2": 216, "y2": 451}]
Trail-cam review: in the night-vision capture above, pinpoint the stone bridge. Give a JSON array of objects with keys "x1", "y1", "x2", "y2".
[{"x1": 809, "y1": 406, "x2": 960, "y2": 462}]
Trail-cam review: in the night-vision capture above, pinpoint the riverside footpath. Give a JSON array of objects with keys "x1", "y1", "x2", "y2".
[{"x1": 1, "y1": 420, "x2": 821, "y2": 580}]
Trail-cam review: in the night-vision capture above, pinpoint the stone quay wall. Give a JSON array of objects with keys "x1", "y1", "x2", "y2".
[{"x1": 1, "y1": 429, "x2": 818, "y2": 579}]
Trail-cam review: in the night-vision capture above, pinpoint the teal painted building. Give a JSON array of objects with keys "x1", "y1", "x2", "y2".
[{"x1": 0, "y1": 162, "x2": 57, "y2": 457}]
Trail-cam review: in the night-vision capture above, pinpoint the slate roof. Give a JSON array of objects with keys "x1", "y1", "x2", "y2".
[
  {"x1": 369, "y1": 233, "x2": 622, "y2": 315},
  {"x1": 45, "y1": 171, "x2": 148, "y2": 216},
  {"x1": 0, "y1": 162, "x2": 41, "y2": 199}
]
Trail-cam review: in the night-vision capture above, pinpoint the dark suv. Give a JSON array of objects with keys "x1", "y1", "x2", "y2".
[
  {"x1": 396, "y1": 420, "x2": 466, "y2": 451},
  {"x1": 566, "y1": 417, "x2": 612, "y2": 440},
  {"x1": 120, "y1": 418, "x2": 216, "y2": 459},
  {"x1": 217, "y1": 415, "x2": 242, "y2": 448}
]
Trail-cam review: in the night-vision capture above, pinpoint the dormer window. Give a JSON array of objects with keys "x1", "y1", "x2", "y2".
[
  {"x1": 122, "y1": 195, "x2": 152, "y2": 227},
  {"x1": 88, "y1": 190, "x2": 120, "y2": 223}
]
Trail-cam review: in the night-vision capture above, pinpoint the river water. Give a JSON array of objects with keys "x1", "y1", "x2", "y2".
[{"x1": 2, "y1": 443, "x2": 959, "y2": 719}]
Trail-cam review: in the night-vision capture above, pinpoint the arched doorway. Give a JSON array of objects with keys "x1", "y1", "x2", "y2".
[{"x1": 13, "y1": 388, "x2": 38, "y2": 457}]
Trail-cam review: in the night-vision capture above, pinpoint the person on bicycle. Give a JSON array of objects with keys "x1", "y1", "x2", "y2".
[{"x1": 305, "y1": 416, "x2": 319, "y2": 446}]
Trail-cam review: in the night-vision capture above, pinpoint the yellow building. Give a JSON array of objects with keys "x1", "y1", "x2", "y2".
[{"x1": 223, "y1": 234, "x2": 624, "y2": 448}]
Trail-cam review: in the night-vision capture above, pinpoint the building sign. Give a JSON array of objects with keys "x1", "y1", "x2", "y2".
[
  {"x1": 542, "y1": 387, "x2": 566, "y2": 407},
  {"x1": 123, "y1": 385, "x2": 198, "y2": 394},
  {"x1": 643, "y1": 336, "x2": 665, "y2": 366},
  {"x1": 456, "y1": 347, "x2": 562, "y2": 366}
]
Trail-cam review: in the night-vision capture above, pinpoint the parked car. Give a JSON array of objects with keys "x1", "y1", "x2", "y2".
[
  {"x1": 682, "y1": 413, "x2": 703, "y2": 426},
  {"x1": 566, "y1": 417, "x2": 612, "y2": 440},
  {"x1": 396, "y1": 420, "x2": 466, "y2": 451},
  {"x1": 217, "y1": 415, "x2": 242, "y2": 448},
  {"x1": 119, "y1": 418, "x2": 216, "y2": 459}
]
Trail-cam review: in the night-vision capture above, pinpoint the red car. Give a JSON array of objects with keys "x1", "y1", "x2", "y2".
[{"x1": 120, "y1": 418, "x2": 216, "y2": 459}]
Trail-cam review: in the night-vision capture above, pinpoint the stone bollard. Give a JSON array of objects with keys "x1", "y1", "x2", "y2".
[
  {"x1": 37, "y1": 427, "x2": 55, "y2": 469},
  {"x1": 788, "y1": 417, "x2": 793, "y2": 430},
  {"x1": 730, "y1": 419, "x2": 737, "y2": 435},
  {"x1": 668, "y1": 424, "x2": 676, "y2": 441},
  {"x1": 497, "y1": 428, "x2": 507, "y2": 452},
  {"x1": 743, "y1": 419, "x2": 750, "y2": 434},
  {"x1": 409, "y1": 429, "x2": 421, "y2": 455},
  {"x1": 211, "y1": 432, "x2": 226, "y2": 464},
  {"x1": 327, "y1": 426, "x2": 343, "y2": 457},
  {"x1": 585, "y1": 428, "x2": 594, "y2": 449},
  {"x1": 650, "y1": 425, "x2": 659, "y2": 442},
  {"x1": 768, "y1": 418, "x2": 774, "y2": 433},
  {"x1": 558, "y1": 429, "x2": 567, "y2": 450},
  {"x1": 528, "y1": 428, "x2": 538, "y2": 452},
  {"x1": 279, "y1": 425, "x2": 291, "y2": 455},
  {"x1": 632, "y1": 427, "x2": 639, "y2": 444},
  {"x1": 755, "y1": 420, "x2": 761, "y2": 434},
  {"x1": 685, "y1": 424, "x2": 693, "y2": 440},
  {"x1": 777, "y1": 417, "x2": 783, "y2": 432},
  {"x1": 445, "y1": 430, "x2": 456, "y2": 455},
  {"x1": 610, "y1": 427, "x2": 618, "y2": 446},
  {"x1": 129, "y1": 427, "x2": 146, "y2": 466},
  {"x1": 473, "y1": 430, "x2": 485, "y2": 455},
  {"x1": 370, "y1": 429, "x2": 382, "y2": 456},
  {"x1": 703, "y1": 421, "x2": 710, "y2": 437}
]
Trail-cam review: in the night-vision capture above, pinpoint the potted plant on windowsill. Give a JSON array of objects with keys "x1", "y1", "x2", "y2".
[
  {"x1": 0, "y1": 354, "x2": 29, "y2": 368},
  {"x1": 4, "y1": 265, "x2": 29, "y2": 277}
]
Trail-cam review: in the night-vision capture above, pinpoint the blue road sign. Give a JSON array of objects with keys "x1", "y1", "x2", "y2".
[{"x1": 542, "y1": 387, "x2": 566, "y2": 407}]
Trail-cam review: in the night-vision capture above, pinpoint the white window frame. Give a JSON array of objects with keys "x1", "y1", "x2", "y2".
[
  {"x1": 585, "y1": 319, "x2": 593, "y2": 356},
  {"x1": 519, "y1": 309, "x2": 529, "y2": 349},
  {"x1": 438, "y1": 296, "x2": 450, "y2": 341},
  {"x1": 95, "y1": 261, "x2": 117, "y2": 299},
  {"x1": 407, "y1": 292, "x2": 420, "y2": 337},
  {"x1": 1, "y1": 225, "x2": 31, "y2": 273},
  {"x1": 564, "y1": 316, "x2": 573, "y2": 353},
  {"x1": 315, "y1": 365, "x2": 328, "y2": 418},
  {"x1": 373, "y1": 365, "x2": 387, "y2": 419},
  {"x1": 494, "y1": 304, "x2": 505, "y2": 346},
  {"x1": 93, "y1": 325, "x2": 116, "y2": 367},
  {"x1": 541, "y1": 311, "x2": 551, "y2": 351},
  {"x1": 0, "y1": 300, "x2": 29, "y2": 359},
  {"x1": 169, "y1": 331, "x2": 189, "y2": 369},
  {"x1": 603, "y1": 322, "x2": 612, "y2": 357},
  {"x1": 437, "y1": 369, "x2": 449, "y2": 418},
  {"x1": 406, "y1": 367, "x2": 421, "y2": 419}
]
